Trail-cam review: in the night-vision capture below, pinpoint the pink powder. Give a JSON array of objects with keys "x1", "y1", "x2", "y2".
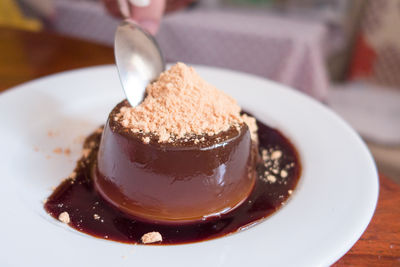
[{"x1": 116, "y1": 63, "x2": 251, "y2": 143}]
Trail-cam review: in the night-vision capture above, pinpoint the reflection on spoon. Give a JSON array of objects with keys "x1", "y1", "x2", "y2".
[{"x1": 114, "y1": 19, "x2": 165, "y2": 107}]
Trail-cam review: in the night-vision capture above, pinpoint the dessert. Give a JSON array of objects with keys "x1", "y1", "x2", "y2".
[
  {"x1": 94, "y1": 63, "x2": 256, "y2": 222},
  {"x1": 44, "y1": 63, "x2": 301, "y2": 244}
]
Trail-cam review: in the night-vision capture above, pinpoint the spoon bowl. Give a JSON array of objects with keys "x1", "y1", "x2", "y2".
[{"x1": 114, "y1": 20, "x2": 165, "y2": 107}]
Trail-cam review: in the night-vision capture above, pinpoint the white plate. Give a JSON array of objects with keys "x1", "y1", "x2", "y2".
[{"x1": 0, "y1": 65, "x2": 378, "y2": 267}]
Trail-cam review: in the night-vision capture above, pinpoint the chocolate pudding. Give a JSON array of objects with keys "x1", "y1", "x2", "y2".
[
  {"x1": 94, "y1": 102, "x2": 255, "y2": 222},
  {"x1": 94, "y1": 63, "x2": 257, "y2": 222}
]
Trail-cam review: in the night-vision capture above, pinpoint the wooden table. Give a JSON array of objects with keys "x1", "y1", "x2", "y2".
[
  {"x1": 1, "y1": 27, "x2": 399, "y2": 266},
  {"x1": 0, "y1": 27, "x2": 114, "y2": 91}
]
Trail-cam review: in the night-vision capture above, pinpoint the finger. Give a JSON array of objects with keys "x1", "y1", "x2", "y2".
[
  {"x1": 117, "y1": 0, "x2": 131, "y2": 18},
  {"x1": 130, "y1": 0, "x2": 166, "y2": 35},
  {"x1": 129, "y1": 0, "x2": 151, "y2": 7},
  {"x1": 102, "y1": 0, "x2": 123, "y2": 18}
]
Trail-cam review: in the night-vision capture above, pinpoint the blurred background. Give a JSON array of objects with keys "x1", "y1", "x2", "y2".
[{"x1": 1, "y1": 0, "x2": 399, "y2": 183}]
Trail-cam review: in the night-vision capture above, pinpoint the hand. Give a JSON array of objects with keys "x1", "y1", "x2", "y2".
[{"x1": 102, "y1": 0, "x2": 166, "y2": 35}]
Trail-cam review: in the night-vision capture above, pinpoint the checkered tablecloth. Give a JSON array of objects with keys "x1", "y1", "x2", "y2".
[{"x1": 157, "y1": 10, "x2": 329, "y2": 100}]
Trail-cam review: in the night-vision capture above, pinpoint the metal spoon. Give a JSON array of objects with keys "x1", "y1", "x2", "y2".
[{"x1": 114, "y1": 19, "x2": 165, "y2": 107}]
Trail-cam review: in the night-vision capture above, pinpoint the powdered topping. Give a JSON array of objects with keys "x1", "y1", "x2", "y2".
[
  {"x1": 260, "y1": 147, "x2": 295, "y2": 185},
  {"x1": 241, "y1": 114, "x2": 258, "y2": 142},
  {"x1": 141, "y1": 232, "x2": 162, "y2": 244},
  {"x1": 115, "y1": 63, "x2": 244, "y2": 143},
  {"x1": 69, "y1": 171, "x2": 77, "y2": 180},
  {"x1": 58, "y1": 211, "x2": 70, "y2": 224}
]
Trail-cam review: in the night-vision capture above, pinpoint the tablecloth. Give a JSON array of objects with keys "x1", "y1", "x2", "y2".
[
  {"x1": 52, "y1": 1, "x2": 329, "y2": 100},
  {"x1": 157, "y1": 9, "x2": 329, "y2": 100}
]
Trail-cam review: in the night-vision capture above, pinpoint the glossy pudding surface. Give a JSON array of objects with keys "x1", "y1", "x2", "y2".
[{"x1": 94, "y1": 101, "x2": 256, "y2": 223}]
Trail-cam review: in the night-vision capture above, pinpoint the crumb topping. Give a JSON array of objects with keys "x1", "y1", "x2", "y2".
[
  {"x1": 47, "y1": 130, "x2": 58, "y2": 137},
  {"x1": 52, "y1": 147, "x2": 71, "y2": 156},
  {"x1": 58, "y1": 211, "x2": 70, "y2": 224},
  {"x1": 141, "y1": 232, "x2": 162, "y2": 244},
  {"x1": 260, "y1": 147, "x2": 295, "y2": 185},
  {"x1": 53, "y1": 147, "x2": 62, "y2": 154},
  {"x1": 64, "y1": 148, "x2": 71, "y2": 155},
  {"x1": 115, "y1": 63, "x2": 244, "y2": 143},
  {"x1": 266, "y1": 174, "x2": 277, "y2": 183},
  {"x1": 241, "y1": 114, "x2": 258, "y2": 142},
  {"x1": 82, "y1": 148, "x2": 91, "y2": 158},
  {"x1": 69, "y1": 171, "x2": 77, "y2": 180},
  {"x1": 95, "y1": 128, "x2": 104, "y2": 134}
]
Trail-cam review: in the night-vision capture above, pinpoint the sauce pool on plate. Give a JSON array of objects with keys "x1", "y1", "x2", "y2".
[{"x1": 44, "y1": 117, "x2": 301, "y2": 245}]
